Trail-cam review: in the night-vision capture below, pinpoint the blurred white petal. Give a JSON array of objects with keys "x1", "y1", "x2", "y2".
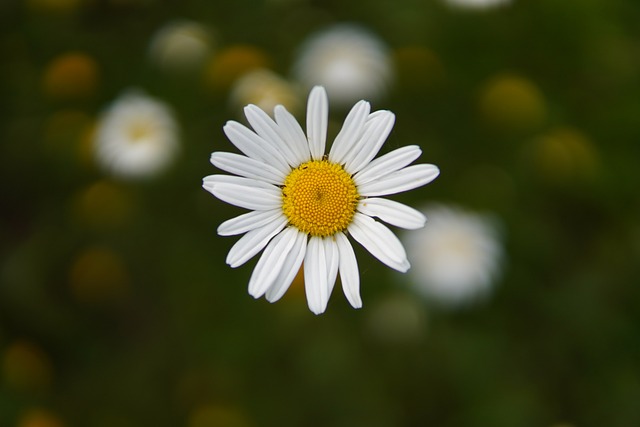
[
  {"x1": 94, "y1": 90, "x2": 179, "y2": 179},
  {"x1": 403, "y1": 204, "x2": 504, "y2": 307}
]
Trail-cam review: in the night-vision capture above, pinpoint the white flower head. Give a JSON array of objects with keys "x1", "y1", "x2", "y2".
[
  {"x1": 203, "y1": 86, "x2": 439, "y2": 314},
  {"x1": 94, "y1": 90, "x2": 179, "y2": 179},
  {"x1": 292, "y1": 24, "x2": 393, "y2": 107},
  {"x1": 403, "y1": 204, "x2": 504, "y2": 307},
  {"x1": 443, "y1": 0, "x2": 512, "y2": 10},
  {"x1": 148, "y1": 20, "x2": 213, "y2": 72}
]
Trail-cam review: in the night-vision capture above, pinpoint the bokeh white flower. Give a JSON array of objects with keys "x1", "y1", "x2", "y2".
[
  {"x1": 292, "y1": 24, "x2": 393, "y2": 107},
  {"x1": 148, "y1": 20, "x2": 213, "y2": 72},
  {"x1": 94, "y1": 90, "x2": 179, "y2": 179},
  {"x1": 203, "y1": 86, "x2": 439, "y2": 314},
  {"x1": 403, "y1": 204, "x2": 503, "y2": 307},
  {"x1": 443, "y1": 0, "x2": 512, "y2": 10}
]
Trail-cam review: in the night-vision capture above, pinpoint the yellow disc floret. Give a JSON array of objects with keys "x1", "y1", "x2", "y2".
[{"x1": 282, "y1": 160, "x2": 359, "y2": 237}]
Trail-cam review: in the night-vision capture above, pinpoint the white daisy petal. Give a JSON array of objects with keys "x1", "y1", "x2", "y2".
[
  {"x1": 223, "y1": 121, "x2": 290, "y2": 173},
  {"x1": 304, "y1": 236, "x2": 330, "y2": 314},
  {"x1": 210, "y1": 152, "x2": 285, "y2": 185},
  {"x1": 202, "y1": 185, "x2": 279, "y2": 211},
  {"x1": 226, "y1": 216, "x2": 288, "y2": 268},
  {"x1": 335, "y1": 232, "x2": 362, "y2": 309},
  {"x1": 354, "y1": 145, "x2": 422, "y2": 186},
  {"x1": 359, "y1": 164, "x2": 440, "y2": 197},
  {"x1": 344, "y1": 110, "x2": 395, "y2": 174},
  {"x1": 217, "y1": 209, "x2": 283, "y2": 236},
  {"x1": 203, "y1": 174, "x2": 278, "y2": 190},
  {"x1": 307, "y1": 86, "x2": 328, "y2": 160},
  {"x1": 202, "y1": 175, "x2": 281, "y2": 210},
  {"x1": 248, "y1": 226, "x2": 299, "y2": 299},
  {"x1": 323, "y1": 237, "x2": 340, "y2": 299},
  {"x1": 244, "y1": 105, "x2": 299, "y2": 166},
  {"x1": 328, "y1": 100, "x2": 371, "y2": 164},
  {"x1": 265, "y1": 230, "x2": 307, "y2": 303},
  {"x1": 348, "y1": 213, "x2": 410, "y2": 272},
  {"x1": 338, "y1": 110, "x2": 384, "y2": 169},
  {"x1": 358, "y1": 198, "x2": 427, "y2": 230},
  {"x1": 274, "y1": 105, "x2": 311, "y2": 165}
]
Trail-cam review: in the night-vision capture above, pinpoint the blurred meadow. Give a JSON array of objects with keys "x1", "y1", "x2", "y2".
[{"x1": 2, "y1": 0, "x2": 640, "y2": 425}]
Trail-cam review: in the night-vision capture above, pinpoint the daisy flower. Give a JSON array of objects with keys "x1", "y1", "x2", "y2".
[
  {"x1": 94, "y1": 90, "x2": 179, "y2": 179},
  {"x1": 203, "y1": 86, "x2": 439, "y2": 314},
  {"x1": 403, "y1": 203, "x2": 504, "y2": 307}
]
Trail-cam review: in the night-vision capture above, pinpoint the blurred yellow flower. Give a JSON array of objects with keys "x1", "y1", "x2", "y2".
[
  {"x1": 42, "y1": 52, "x2": 99, "y2": 100},
  {"x1": 189, "y1": 404, "x2": 251, "y2": 427},
  {"x1": 528, "y1": 127, "x2": 599, "y2": 184},
  {"x1": 229, "y1": 68, "x2": 301, "y2": 116},
  {"x1": 16, "y1": 408, "x2": 65, "y2": 427},
  {"x1": 68, "y1": 246, "x2": 131, "y2": 305},
  {"x1": 2, "y1": 340, "x2": 53, "y2": 393},
  {"x1": 72, "y1": 180, "x2": 134, "y2": 230},
  {"x1": 394, "y1": 46, "x2": 445, "y2": 92},
  {"x1": 204, "y1": 45, "x2": 271, "y2": 91},
  {"x1": 479, "y1": 73, "x2": 546, "y2": 131}
]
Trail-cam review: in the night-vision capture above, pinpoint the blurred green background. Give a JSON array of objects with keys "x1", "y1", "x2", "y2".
[{"x1": 2, "y1": 0, "x2": 640, "y2": 426}]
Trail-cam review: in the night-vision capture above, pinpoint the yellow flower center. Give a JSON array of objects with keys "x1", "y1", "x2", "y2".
[
  {"x1": 282, "y1": 160, "x2": 359, "y2": 237},
  {"x1": 127, "y1": 120, "x2": 155, "y2": 143}
]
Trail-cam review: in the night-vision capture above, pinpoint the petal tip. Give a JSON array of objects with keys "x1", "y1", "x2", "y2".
[
  {"x1": 399, "y1": 260, "x2": 411, "y2": 273},
  {"x1": 248, "y1": 285, "x2": 265, "y2": 299},
  {"x1": 226, "y1": 256, "x2": 240, "y2": 268},
  {"x1": 311, "y1": 85, "x2": 326, "y2": 94}
]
